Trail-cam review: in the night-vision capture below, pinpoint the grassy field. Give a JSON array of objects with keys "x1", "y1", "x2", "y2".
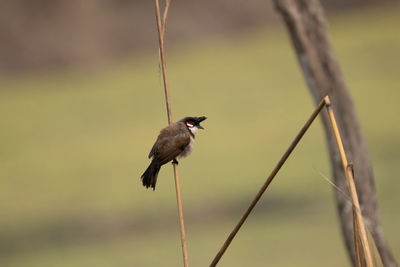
[{"x1": 1, "y1": 4, "x2": 399, "y2": 266}]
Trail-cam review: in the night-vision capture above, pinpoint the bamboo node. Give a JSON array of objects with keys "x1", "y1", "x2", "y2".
[{"x1": 323, "y1": 95, "x2": 331, "y2": 107}]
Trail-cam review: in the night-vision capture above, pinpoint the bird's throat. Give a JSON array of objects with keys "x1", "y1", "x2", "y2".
[{"x1": 189, "y1": 126, "x2": 198, "y2": 136}]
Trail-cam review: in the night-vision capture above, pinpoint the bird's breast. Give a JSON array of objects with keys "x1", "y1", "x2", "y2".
[{"x1": 179, "y1": 136, "x2": 194, "y2": 158}]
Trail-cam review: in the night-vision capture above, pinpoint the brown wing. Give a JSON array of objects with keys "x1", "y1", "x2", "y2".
[{"x1": 148, "y1": 122, "x2": 190, "y2": 164}]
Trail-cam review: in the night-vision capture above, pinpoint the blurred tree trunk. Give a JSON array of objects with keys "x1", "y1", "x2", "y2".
[{"x1": 272, "y1": 0, "x2": 397, "y2": 266}]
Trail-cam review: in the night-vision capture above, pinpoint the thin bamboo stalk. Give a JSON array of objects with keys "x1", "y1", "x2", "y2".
[
  {"x1": 324, "y1": 96, "x2": 374, "y2": 267},
  {"x1": 317, "y1": 169, "x2": 371, "y2": 266},
  {"x1": 161, "y1": 0, "x2": 171, "y2": 37},
  {"x1": 173, "y1": 162, "x2": 188, "y2": 266},
  {"x1": 154, "y1": 1, "x2": 189, "y2": 266},
  {"x1": 210, "y1": 98, "x2": 327, "y2": 266},
  {"x1": 347, "y1": 165, "x2": 375, "y2": 267},
  {"x1": 155, "y1": 0, "x2": 172, "y2": 125},
  {"x1": 318, "y1": 165, "x2": 381, "y2": 267},
  {"x1": 353, "y1": 208, "x2": 362, "y2": 267}
]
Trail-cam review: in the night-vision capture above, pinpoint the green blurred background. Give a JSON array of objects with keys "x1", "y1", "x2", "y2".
[{"x1": 0, "y1": 1, "x2": 399, "y2": 266}]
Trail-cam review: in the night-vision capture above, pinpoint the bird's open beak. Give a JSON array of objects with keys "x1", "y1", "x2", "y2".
[
  {"x1": 198, "y1": 116, "x2": 207, "y2": 122},
  {"x1": 196, "y1": 116, "x2": 206, "y2": 129}
]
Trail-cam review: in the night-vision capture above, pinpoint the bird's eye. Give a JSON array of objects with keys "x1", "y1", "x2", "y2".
[{"x1": 186, "y1": 122, "x2": 193, "y2": 127}]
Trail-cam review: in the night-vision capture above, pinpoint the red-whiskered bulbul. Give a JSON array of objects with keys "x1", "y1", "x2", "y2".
[{"x1": 141, "y1": 116, "x2": 207, "y2": 190}]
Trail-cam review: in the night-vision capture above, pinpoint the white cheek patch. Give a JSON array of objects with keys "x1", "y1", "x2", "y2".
[{"x1": 186, "y1": 122, "x2": 193, "y2": 127}]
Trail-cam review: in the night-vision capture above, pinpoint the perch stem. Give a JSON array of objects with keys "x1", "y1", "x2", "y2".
[{"x1": 155, "y1": 1, "x2": 189, "y2": 266}]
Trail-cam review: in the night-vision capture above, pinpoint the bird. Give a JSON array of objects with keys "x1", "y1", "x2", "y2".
[{"x1": 141, "y1": 116, "x2": 207, "y2": 190}]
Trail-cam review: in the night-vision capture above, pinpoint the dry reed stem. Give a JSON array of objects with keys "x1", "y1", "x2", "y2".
[
  {"x1": 317, "y1": 169, "x2": 386, "y2": 267},
  {"x1": 368, "y1": 228, "x2": 384, "y2": 267},
  {"x1": 161, "y1": 0, "x2": 171, "y2": 38},
  {"x1": 353, "y1": 208, "x2": 363, "y2": 267},
  {"x1": 155, "y1": 1, "x2": 189, "y2": 266},
  {"x1": 316, "y1": 169, "x2": 362, "y2": 267},
  {"x1": 347, "y1": 165, "x2": 375, "y2": 267},
  {"x1": 324, "y1": 96, "x2": 375, "y2": 267},
  {"x1": 210, "y1": 98, "x2": 327, "y2": 266},
  {"x1": 155, "y1": 0, "x2": 172, "y2": 124}
]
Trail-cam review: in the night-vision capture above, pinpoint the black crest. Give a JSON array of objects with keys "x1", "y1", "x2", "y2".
[{"x1": 180, "y1": 116, "x2": 207, "y2": 128}]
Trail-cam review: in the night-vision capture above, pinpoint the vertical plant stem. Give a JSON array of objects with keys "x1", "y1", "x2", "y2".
[
  {"x1": 155, "y1": 0, "x2": 172, "y2": 124},
  {"x1": 210, "y1": 98, "x2": 326, "y2": 266},
  {"x1": 155, "y1": 1, "x2": 189, "y2": 266},
  {"x1": 353, "y1": 209, "x2": 362, "y2": 267},
  {"x1": 161, "y1": 0, "x2": 171, "y2": 37},
  {"x1": 173, "y1": 163, "x2": 188, "y2": 266},
  {"x1": 347, "y1": 165, "x2": 375, "y2": 267},
  {"x1": 324, "y1": 96, "x2": 374, "y2": 267}
]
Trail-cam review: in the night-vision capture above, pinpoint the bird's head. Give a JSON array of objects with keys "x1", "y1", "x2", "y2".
[{"x1": 181, "y1": 116, "x2": 207, "y2": 135}]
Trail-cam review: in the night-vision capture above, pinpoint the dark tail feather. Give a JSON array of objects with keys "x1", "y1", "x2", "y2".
[{"x1": 141, "y1": 159, "x2": 161, "y2": 190}]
